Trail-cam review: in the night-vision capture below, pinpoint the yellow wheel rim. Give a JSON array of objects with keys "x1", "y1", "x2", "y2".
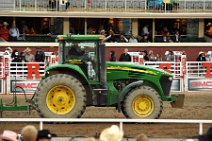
[
  {"x1": 132, "y1": 95, "x2": 154, "y2": 117},
  {"x1": 46, "y1": 85, "x2": 76, "y2": 115}
]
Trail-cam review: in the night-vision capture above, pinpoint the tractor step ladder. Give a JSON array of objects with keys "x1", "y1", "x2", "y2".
[{"x1": 93, "y1": 88, "x2": 108, "y2": 105}]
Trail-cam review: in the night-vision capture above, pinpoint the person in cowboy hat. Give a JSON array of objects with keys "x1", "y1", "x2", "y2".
[
  {"x1": 136, "y1": 133, "x2": 149, "y2": 141},
  {"x1": 0, "y1": 130, "x2": 18, "y2": 141},
  {"x1": 100, "y1": 125, "x2": 124, "y2": 141},
  {"x1": 23, "y1": 47, "x2": 35, "y2": 62},
  {"x1": 36, "y1": 129, "x2": 56, "y2": 141},
  {"x1": 21, "y1": 125, "x2": 38, "y2": 141},
  {"x1": 196, "y1": 51, "x2": 206, "y2": 61}
]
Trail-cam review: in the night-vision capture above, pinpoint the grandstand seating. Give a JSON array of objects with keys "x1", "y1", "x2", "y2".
[
  {"x1": 0, "y1": 0, "x2": 14, "y2": 10},
  {"x1": 0, "y1": 0, "x2": 211, "y2": 13}
]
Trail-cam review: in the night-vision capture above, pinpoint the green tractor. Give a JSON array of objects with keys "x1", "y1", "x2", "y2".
[{"x1": 34, "y1": 35, "x2": 184, "y2": 119}]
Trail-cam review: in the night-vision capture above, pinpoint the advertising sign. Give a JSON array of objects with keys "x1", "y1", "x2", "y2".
[
  {"x1": 171, "y1": 79, "x2": 181, "y2": 92},
  {"x1": 10, "y1": 80, "x2": 40, "y2": 94},
  {"x1": 188, "y1": 78, "x2": 212, "y2": 91}
]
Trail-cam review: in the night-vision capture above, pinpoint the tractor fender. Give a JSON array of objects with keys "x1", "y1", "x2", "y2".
[
  {"x1": 46, "y1": 64, "x2": 89, "y2": 84},
  {"x1": 118, "y1": 80, "x2": 144, "y2": 112}
]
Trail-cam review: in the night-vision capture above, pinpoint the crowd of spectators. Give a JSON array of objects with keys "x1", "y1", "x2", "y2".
[
  {"x1": 86, "y1": 24, "x2": 184, "y2": 43},
  {"x1": 0, "y1": 19, "x2": 211, "y2": 43},
  {"x1": 3, "y1": 47, "x2": 46, "y2": 63},
  {"x1": 110, "y1": 48, "x2": 212, "y2": 63},
  {"x1": 196, "y1": 51, "x2": 212, "y2": 62},
  {"x1": 0, "y1": 19, "x2": 50, "y2": 42},
  {"x1": 0, "y1": 125, "x2": 211, "y2": 141},
  {"x1": 110, "y1": 48, "x2": 171, "y2": 62}
]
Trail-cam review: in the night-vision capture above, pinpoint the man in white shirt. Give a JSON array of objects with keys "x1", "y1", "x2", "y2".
[{"x1": 9, "y1": 21, "x2": 19, "y2": 41}]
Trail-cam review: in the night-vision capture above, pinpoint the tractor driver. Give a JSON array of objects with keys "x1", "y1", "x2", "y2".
[{"x1": 68, "y1": 44, "x2": 85, "y2": 59}]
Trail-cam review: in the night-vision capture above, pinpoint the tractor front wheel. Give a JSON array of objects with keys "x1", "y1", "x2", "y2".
[
  {"x1": 34, "y1": 74, "x2": 86, "y2": 118},
  {"x1": 122, "y1": 86, "x2": 163, "y2": 119}
]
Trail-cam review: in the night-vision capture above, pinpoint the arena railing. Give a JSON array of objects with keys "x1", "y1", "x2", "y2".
[
  {"x1": 0, "y1": 42, "x2": 212, "y2": 93},
  {"x1": 0, "y1": 62, "x2": 3, "y2": 80},
  {"x1": 0, "y1": 118, "x2": 211, "y2": 136},
  {"x1": 1, "y1": 0, "x2": 212, "y2": 13}
]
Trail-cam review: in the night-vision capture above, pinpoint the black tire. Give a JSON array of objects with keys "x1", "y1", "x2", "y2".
[
  {"x1": 34, "y1": 74, "x2": 86, "y2": 118},
  {"x1": 122, "y1": 85, "x2": 163, "y2": 119}
]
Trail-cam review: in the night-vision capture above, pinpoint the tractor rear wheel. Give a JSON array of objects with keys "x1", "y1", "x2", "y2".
[
  {"x1": 122, "y1": 86, "x2": 162, "y2": 119},
  {"x1": 34, "y1": 74, "x2": 86, "y2": 118}
]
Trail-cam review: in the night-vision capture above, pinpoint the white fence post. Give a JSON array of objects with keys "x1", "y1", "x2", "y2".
[
  {"x1": 40, "y1": 121, "x2": 43, "y2": 130},
  {"x1": 199, "y1": 122, "x2": 203, "y2": 135}
]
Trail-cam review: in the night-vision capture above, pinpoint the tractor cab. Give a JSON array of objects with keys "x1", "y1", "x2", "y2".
[
  {"x1": 57, "y1": 35, "x2": 106, "y2": 82},
  {"x1": 56, "y1": 35, "x2": 108, "y2": 104}
]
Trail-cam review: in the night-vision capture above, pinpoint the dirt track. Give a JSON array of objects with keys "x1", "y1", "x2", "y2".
[{"x1": 0, "y1": 93, "x2": 212, "y2": 138}]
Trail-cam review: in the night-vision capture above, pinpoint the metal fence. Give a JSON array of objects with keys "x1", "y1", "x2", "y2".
[
  {"x1": 0, "y1": 118, "x2": 211, "y2": 137},
  {"x1": 0, "y1": 0, "x2": 212, "y2": 13}
]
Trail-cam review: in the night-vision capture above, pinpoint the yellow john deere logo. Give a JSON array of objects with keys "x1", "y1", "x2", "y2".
[
  {"x1": 107, "y1": 66, "x2": 157, "y2": 75},
  {"x1": 68, "y1": 59, "x2": 83, "y2": 64}
]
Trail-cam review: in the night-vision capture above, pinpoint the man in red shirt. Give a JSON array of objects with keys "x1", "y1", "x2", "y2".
[{"x1": 0, "y1": 22, "x2": 9, "y2": 41}]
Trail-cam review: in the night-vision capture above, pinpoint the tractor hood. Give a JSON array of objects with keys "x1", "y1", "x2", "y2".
[{"x1": 106, "y1": 62, "x2": 172, "y2": 77}]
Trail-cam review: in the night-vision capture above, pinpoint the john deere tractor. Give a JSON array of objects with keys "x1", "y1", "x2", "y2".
[{"x1": 34, "y1": 35, "x2": 184, "y2": 119}]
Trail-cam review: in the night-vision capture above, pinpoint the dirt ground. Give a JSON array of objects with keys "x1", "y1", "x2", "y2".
[{"x1": 0, "y1": 92, "x2": 212, "y2": 139}]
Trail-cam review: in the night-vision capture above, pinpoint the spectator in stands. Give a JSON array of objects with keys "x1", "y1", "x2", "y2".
[
  {"x1": 198, "y1": 127, "x2": 212, "y2": 141},
  {"x1": 129, "y1": 34, "x2": 138, "y2": 43},
  {"x1": 29, "y1": 27, "x2": 36, "y2": 35},
  {"x1": 98, "y1": 25, "x2": 105, "y2": 34},
  {"x1": 140, "y1": 50, "x2": 149, "y2": 61},
  {"x1": 0, "y1": 130, "x2": 18, "y2": 141},
  {"x1": 21, "y1": 125, "x2": 38, "y2": 141},
  {"x1": 88, "y1": 27, "x2": 96, "y2": 34},
  {"x1": 11, "y1": 49, "x2": 22, "y2": 75},
  {"x1": 196, "y1": 51, "x2": 206, "y2": 61},
  {"x1": 164, "y1": 50, "x2": 174, "y2": 61},
  {"x1": 142, "y1": 34, "x2": 150, "y2": 42},
  {"x1": 156, "y1": 53, "x2": 163, "y2": 61},
  {"x1": 117, "y1": 34, "x2": 128, "y2": 42},
  {"x1": 148, "y1": 50, "x2": 156, "y2": 61},
  {"x1": 21, "y1": 23, "x2": 30, "y2": 34},
  {"x1": 35, "y1": 47, "x2": 45, "y2": 62},
  {"x1": 206, "y1": 22, "x2": 212, "y2": 36},
  {"x1": 100, "y1": 125, "x2": 124, "y2": 141},
  {"x1": 49, "y1": 0, "x2": 56, "y2": 10},
  {"x1": 11, "y1": 49, "x2": 22, "y2": 62},
  {"x1": 4, "y1": 47, "x2": 13, "y2": 61},
  {"x1": 64, "y1": 0, "x2": 70, "y2": 10},
  {"x1": 100, "y1": 29, "x2": 106, "y2": 36},
  {"x1": 136, "y1": 133, "x2": 149, "y2": 141},
  {"x1": 20, "y1": 51, "x2": 26, "y2": 62},
  {"x1": 174, "y1": 30, "x2": 181, "y2": 42},
  {"x1": 110, "y1": 50, "x2": 116, "y2": 61},
  {"x1": 163, "y1": 31, "x2": 172, "y2": 42},
  {"x1": 163, "y1": 0, "x2": 173, "y2": 11},
  {"x1": 206, "y1": 51, "x2": 212, "y2": 61},
  {"x1": 9, "y1": 21, "x2": 20, "y2": 41},
  {"x1": 23, "y1": 47, "x2": 35, "y2": 62},
  {"x1": 0, "y1": 22, "x2": 9, "y2": 41},
  {"x1": 106, "y1": 29, "x2": 116, "y2": 42},
  {"x1": 161, "y1": 26, "x2": 169, "y2": 42},
  {"x1": 142, "y1": 24, "x2": 150, "y2": 37},
  {"x1": 4, "y1": 47, "x2": 13, "y2": 56},
  {"x1": 36, "y1": 129, "x2": 56, "y2": 141},
  {"x1": 119, "y1": 48, "x2": 131, "y2": 62}
]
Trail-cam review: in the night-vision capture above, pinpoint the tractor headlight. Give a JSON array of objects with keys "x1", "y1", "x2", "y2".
[{"x1": 168, "y1": 76, "x2": 173, "y2": 81}]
